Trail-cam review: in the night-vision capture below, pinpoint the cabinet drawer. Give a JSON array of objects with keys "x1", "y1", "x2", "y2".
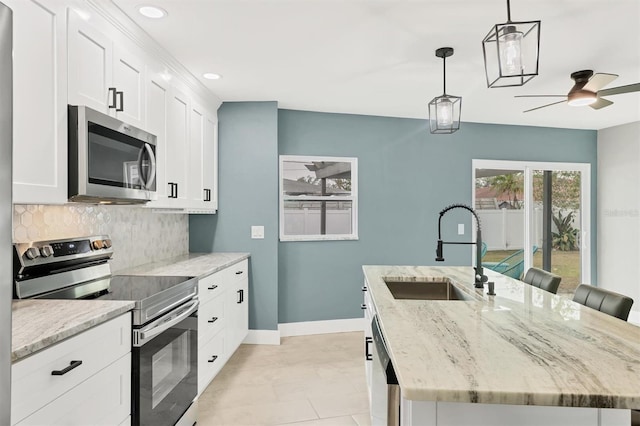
[
  {"x1": 198, "y1": 330, "x2": 225, "y2": 395},
  {"x1": 198, "y1": 293, "x2": 225, "y2": 348},
  {"x1": 198, "y1": 272, "x2": 225, "y2": 304},
  {"x1": 16, "y1": 353, "x2": 131, "y2": 426},
  {"x1": 198, "y1": 260, "x2": 248, "y2": 303},
  {"x1": 12, "y1": 314, "x2": 131, "y2": 424}
]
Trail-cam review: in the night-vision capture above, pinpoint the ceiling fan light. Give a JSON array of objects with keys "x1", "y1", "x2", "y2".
[{"x1": 568, "y1": 90, "x2": 597, "y2": 107}]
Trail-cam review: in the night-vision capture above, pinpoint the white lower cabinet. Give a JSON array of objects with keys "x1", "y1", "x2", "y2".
[
  {"x1": 363, "y1": 281, "x2": 373, "y2": 406},
  {"x1": 197, "y1": 260, "x2": 249, "y2": 395},
  {"x1": 11, "y1": 314, "x2": 132, "y2": 426}
]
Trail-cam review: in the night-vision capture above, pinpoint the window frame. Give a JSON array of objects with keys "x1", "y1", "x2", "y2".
[{"x1": 279, "y1": 155, "x2": 358, "y2": 242}]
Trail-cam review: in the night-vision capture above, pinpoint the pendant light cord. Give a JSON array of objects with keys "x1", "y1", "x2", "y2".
[
  {"x1": 442, "y1": 55, "x2": 447, "y2": 95},
  {"x1": 506, "y1": 0, "x2": 512, "y2": 22}
]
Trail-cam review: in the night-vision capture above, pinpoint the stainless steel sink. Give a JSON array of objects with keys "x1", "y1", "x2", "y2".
[{"x1": 384, "y1": 279, "x2": 472, "y2": 301}]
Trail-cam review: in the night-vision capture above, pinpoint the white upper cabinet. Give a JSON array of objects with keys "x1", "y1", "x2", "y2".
[
  {"x1": 68, "y1": 10, "x2": 146, "y2": 128},
  {"x1": 67, "y1": 10, "x2": 113, "y2": 114},
  {"x1": 189, "y1": 101, "x2": 205, "y2": 207},
  {"x1": 203, "y1": 113, "x2": 219, "y2": 211},
  {"x1": 112, "y1": 45, "x2": 146, "y2": 128},
  {"x1": 10, "y1": 0, "x2": 67, "y2": 204},
  {"x1": 165, "y1": 87, "x2": 190, "y2": 205}
]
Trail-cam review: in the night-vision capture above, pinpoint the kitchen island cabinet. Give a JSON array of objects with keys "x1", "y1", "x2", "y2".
[{"x1": 362, "y1": 265, "x2": 640, "y2": 426}]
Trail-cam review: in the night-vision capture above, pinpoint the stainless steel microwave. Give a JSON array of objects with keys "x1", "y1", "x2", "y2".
[{"x1": 68, "y1": 105, "x2": 157, "y2": 204}]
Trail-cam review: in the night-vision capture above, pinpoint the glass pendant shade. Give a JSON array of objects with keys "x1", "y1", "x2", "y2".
[
  {"x1": 428, "y1": 95, "x2": 461, "y2": 134},
  {"x1": 482, "y1": 1, "x2": 540, "y2": 88},
  {"x1": 428, "y1": 47, "x2": 461, "y2": 134}
]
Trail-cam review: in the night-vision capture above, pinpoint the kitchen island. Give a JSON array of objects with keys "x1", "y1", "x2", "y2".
[{"x1": 362, "y1": 265, "x2": 640, "y2": 426}]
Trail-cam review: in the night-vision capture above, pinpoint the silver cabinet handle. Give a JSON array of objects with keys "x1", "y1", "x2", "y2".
[{"x1": 116, "y1": 91, "x2": 124, "y2": 112}]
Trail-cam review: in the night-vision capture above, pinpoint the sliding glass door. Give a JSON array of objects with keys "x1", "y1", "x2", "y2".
[{"x1": 473, "y1": 160, "x2": 591, "y2": 294}]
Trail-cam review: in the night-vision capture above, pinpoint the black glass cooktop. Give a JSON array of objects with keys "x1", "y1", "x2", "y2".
[{"x1": 97, "y1": 275, "x2": 195, "y2": 302}]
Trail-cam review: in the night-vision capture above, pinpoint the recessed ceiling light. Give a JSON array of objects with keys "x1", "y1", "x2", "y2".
[
  {"x1": 203, "y1": 73, "x2": 222, "y2": 80},
  {"x1": 138, "y1": 5, "x2": 167, "y2": 19}
]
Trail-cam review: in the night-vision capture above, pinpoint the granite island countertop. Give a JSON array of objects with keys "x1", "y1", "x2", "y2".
[
  {"x1": 116, "y1": 252, "x2": 249, "y2": 277},
  {"x1": 12, "y1": 299, "x2": 134, "y2": 363},
  {"x1": 363, "y1": 265, "x2": 640, "y2": 409}
]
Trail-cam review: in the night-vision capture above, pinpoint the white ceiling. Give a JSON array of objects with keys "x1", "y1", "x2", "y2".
[{"x1": 112, "y1": 0, "x2": 640, "y2": 130}]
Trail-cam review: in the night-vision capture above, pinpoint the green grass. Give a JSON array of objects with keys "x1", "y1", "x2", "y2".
[{"x1": 483, "y1": 249, "x2": 581, "y2": 295}]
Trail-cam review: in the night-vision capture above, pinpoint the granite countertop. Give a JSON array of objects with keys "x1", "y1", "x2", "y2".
[
  {"x1": 363, "y1": 265, "x2": 640, "y2": 409},
  {"x1": 12, "y1": 299, "x2": 134, "y2": 363},
  {"x1": 116, "y1": 252, "x2": 250, "y2": 277}
]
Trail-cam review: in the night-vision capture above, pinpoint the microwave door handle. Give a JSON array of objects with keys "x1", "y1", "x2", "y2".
[
  {"x1": 134, "y1": 299, "x2": 199, "y2": 347},
  {"x1": 136, "y1": 146, "x2": 147, "y2": 188},
  {"x1": 143, "y1": 143, "x2": 156, "y2": 189}
]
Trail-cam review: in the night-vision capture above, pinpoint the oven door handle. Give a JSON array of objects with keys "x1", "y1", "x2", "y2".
[{"x1": 134, "y1": 299, "x2": 199, "y2": 347}]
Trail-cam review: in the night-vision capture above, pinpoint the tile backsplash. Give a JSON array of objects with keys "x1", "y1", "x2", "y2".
[{"x1": 13, "y1": 205, "x2": 188, "y2": 273}]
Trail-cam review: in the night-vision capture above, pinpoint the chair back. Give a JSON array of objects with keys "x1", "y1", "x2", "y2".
[
  {"x1": 522, "y1": 267, "x2": 562, "y2": 294},
  {"x1": 572, "y1": 284, "x2": 634, "y2": 321}
]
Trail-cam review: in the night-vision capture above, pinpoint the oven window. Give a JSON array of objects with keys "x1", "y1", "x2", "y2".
[
  {"x1": 152, "y1": 331, "x2": 191, "y2": 409},
  {"x1": 87, "y1": 122, "x2": 155, "y2": 189},
  {"x1": 134, "y1": 314, "x2": 197, "y2": 426}
]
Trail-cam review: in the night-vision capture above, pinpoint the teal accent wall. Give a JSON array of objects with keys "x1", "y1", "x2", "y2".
[
  {"x1": 190, "y1": 102, "x2": 279, "y2": 331},
  {"x1": 190, "y1": 105, "x2": 597, "y2": 329},
  {"x1": 277, "y1": 109, "x2": 597, "y2": 324}
]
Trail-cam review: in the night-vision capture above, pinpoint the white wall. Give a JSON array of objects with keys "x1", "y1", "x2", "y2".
[{"x1": 597, "y1": 121, "x2": 640, "y2": 325}]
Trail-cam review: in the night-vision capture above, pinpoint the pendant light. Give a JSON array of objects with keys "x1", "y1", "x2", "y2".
[
  {"x1": 428, "y1": 47, "x2": 461, "y2": 134},
  {"x1": 482, "y1": 0, "x2": 540, "y2": 88}
]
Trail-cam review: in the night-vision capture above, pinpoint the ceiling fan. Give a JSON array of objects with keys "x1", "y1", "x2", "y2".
[{"x1": 515, "y1": 70, "x2": 640, "y2": 112}]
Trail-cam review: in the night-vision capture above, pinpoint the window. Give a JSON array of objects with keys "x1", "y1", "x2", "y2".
[{"x1": 279, "y1": 155, "x2": 358, "y2": 241}]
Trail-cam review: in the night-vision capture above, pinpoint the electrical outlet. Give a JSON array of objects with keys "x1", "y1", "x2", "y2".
[
  {"x1": 458, "y1": 224, "x2": 464, "y2": 235},
  {"x1": 251, "y1": 226, "x2": 264, "y2": 239}
]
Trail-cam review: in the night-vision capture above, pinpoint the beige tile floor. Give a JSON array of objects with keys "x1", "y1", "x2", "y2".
[{"x1": 198, "y1": 332, "x2": 371, "y2": 426}]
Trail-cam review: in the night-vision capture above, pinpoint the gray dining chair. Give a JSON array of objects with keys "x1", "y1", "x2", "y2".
[
  {"x1": 572, "y1": 284, "x2": 634, "y2": 321},
  {"x1": 522, "y1": 267, "x2": 562, "y2": 294}
]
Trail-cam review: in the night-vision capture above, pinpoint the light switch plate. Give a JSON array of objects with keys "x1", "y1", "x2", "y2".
[
  {"x1": 458, "y1": 224, "x2": 464, "y2": 235},
  {"x1": 251, "y1": 226, "x2": 265, "y2": 239}
]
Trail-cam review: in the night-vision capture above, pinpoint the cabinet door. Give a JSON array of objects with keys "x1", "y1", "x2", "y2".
[
  {"x1": 188, "y1": 101, "x2": 205, "y2": 207},
  {"x1": 15, "y1": 354, "x2": 131, "y2": 426},
  {"x1": 226, "y1": 273, "x2": 249, "y2": 356},
  {"x1": 113, "y1": 45, "x2": 146, "y2": 128},
  {"x1": 203, "y1": 112, "x2": 218, "y2": 210},
  {"x1": 145, "y1": 64, "x2": 170, "y2": 200},
  {"x1": 166, "y1": 87, "x2": 190, "y2": 204},
  {"x1": 9, "y1": 0, "x2": 67, "y2": 204},
  {"x1": 67, "y1": 10, "x2": 113, "y2": 113}
]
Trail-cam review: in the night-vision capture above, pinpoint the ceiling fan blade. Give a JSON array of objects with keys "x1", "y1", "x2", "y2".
[
  {"x1": 523, "y1": 100, "x2": 567, "y2": 113},
  {"x1": 589, "y1": 97, "x2": 613, "y2": 110},
  {"x1": 514, "y1": 95, "x2": 567, "y2": 98},
  {"x1": 583, "y1": 73, "x2": 618, "y2": 92},
  {"x1": 598, "y1": 82, "x2": 640, "y2": 97}
]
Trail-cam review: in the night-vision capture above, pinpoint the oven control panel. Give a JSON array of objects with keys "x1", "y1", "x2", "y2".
[{"x1": 14, "y1": 235, "x2": 114, "y2": 274}]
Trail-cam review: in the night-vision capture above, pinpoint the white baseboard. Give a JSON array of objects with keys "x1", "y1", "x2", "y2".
[
  {"x1": 628, "y1": 310, "x2": 640, "y2": 326},
  {"x1": 243, "y1": 329, "x2": 281, "y2": 345},
  {"x1": 279, "y1": 318, "x2": 364, "y2": 337}
]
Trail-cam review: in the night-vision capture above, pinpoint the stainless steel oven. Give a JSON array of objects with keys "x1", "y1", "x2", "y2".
[
  {"x1": 132, "y1": 297, "x2": 198, "y2": 426},
  {"x1": 68, "y1": 105, "x2": 157, "y2": 204}
]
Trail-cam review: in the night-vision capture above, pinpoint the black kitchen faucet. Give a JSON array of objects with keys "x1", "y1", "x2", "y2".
[{"x1": 435, "y1": 204, "x2": 489, "y2": 290}]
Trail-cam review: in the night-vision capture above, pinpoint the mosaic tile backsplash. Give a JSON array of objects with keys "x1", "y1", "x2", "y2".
[{"x1": 13, "y1": 205, "x2": 189, "y2": 273}]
